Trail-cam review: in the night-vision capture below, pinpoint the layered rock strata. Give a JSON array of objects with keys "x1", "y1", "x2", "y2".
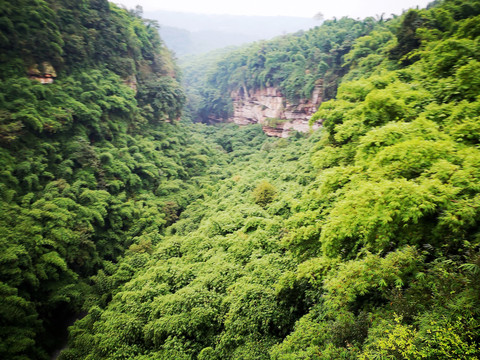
[{"x1": 229, "y1": 84, "x2": 323, "y2": 137}]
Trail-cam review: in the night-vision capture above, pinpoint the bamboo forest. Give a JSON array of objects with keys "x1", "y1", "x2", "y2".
[{"x1": 1, "y1": 0, "x2": 480, "y2": 359}]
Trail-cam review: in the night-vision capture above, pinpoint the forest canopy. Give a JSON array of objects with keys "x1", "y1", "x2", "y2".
[{"x1": 2, "y1": 0, "x2": 480, "y2": 359}]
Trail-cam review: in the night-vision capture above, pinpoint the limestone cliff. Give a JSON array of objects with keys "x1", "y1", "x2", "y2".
[{"x1": 229, "y1": 84, "x2": 323, "y2": 137}]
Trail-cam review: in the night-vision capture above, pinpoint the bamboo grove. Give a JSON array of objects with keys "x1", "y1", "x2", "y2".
[{"x1": 1, "y1": 0, "x2": 480, "y2": 359}]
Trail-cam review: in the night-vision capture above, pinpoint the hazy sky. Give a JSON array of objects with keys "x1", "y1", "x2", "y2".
[{"x1": 114, "y1": 0, "x2": 433, "y2": 19}]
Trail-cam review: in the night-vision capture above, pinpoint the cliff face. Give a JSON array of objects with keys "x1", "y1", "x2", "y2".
[{"x1": 229, "y1": 85, "x2": 323, "y2": 137}]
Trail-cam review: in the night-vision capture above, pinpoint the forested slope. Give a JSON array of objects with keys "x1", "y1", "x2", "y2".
[
  {"x1": 3, "y1": 0, "x2": 480, "y2": 359},
  {"x1": 0, "y1": 1, "x2": 208, "y2": 358},
  {"x1": 182, "y1": 16, "x2": 380, "y2": 122}
]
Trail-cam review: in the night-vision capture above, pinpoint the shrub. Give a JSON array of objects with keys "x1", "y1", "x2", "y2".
[{"x1": 253, "y1": 181, "x2": 277, "y2": 207}]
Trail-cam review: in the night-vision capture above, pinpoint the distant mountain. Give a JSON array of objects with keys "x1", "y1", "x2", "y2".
[
  {"x1": 144, "y1": 10, "x2": 320, "y2": 56},
  {"x1": 158, "y1": 25, "x2": 260, "y2": 56}
]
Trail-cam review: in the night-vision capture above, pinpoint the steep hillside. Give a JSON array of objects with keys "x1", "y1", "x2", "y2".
[{"x1": 0, "y1": 1, "x2": 201, "y2": 358}]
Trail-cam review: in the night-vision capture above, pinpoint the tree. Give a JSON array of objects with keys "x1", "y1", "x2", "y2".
[{"x1": 253, "y1": 180, "x2": 277, "y2": 207}]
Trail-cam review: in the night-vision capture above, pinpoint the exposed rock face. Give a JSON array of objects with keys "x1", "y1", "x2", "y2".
[
  {"x1": 28, "y1": 62, "x2": 57, "y2": 84},
  {"x1": 229, "y1": 84, "x2": 323, "y2": 137},
  {"x1": 123, "y1": 75, "x2": 138, "y2": 92}
]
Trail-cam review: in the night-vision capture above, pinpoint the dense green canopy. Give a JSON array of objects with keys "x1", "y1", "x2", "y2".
[{"x1": 1, "y1": 0, "x2": 480, "y2": 359}]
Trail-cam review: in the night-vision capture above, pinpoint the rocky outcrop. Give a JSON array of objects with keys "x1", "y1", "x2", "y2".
[
  {"x1": 28, "y1": 62, "x2": 57, "y2": 84},
  {"x1": 123, "y1": 74, "x2": 138, "y2": 92},
  {"x1": 229, "y1": 84, "x2": 323, "y2": 137}
]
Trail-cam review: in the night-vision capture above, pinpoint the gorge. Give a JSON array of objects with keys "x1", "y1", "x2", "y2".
[{"x1": 2, "y1": 0, "x2": 480, "y2": 359}]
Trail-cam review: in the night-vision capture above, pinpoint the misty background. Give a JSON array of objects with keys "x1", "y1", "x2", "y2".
[{"x1": 143, "y1": 10, "x2": 320, "y2": 56}]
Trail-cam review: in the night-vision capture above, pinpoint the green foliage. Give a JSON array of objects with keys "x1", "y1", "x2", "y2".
[
  {"x1": 252, "y1": 180, "x2": 277, "y2": 207},
  {"x1": 389, "y1": 9, "x2": 425, "y2": 64},
  {"x1": 60, "y1": 128, "x2": 317, "y2": 359},
  {"x1": 272, "y1": 0, "x2": 480, "y2": 357},
  {"x1": 137, "y1": 77, "x2": 185, "y2": 122},
  {"x1": 0, "y1": 0, "x2": 189, "y2": 358},
  {"x1": 4, "y1": 0, "x2": 480, "y2": 359},
  {"x1": 183, "y1": 17, "x2": 378, "y2": 122},
  {"x1": 361, "y1": 314, "x2": 480, "y2": 359}
]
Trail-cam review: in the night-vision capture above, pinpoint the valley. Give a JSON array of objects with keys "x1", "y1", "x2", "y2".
[{"x1": 1, "y1": 0, "x2": 480, "y2": 359}]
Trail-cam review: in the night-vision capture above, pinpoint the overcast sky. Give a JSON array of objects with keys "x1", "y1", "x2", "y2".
[{"x1": 114, "y1": 0, "x2": 433, "y2": 19}]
